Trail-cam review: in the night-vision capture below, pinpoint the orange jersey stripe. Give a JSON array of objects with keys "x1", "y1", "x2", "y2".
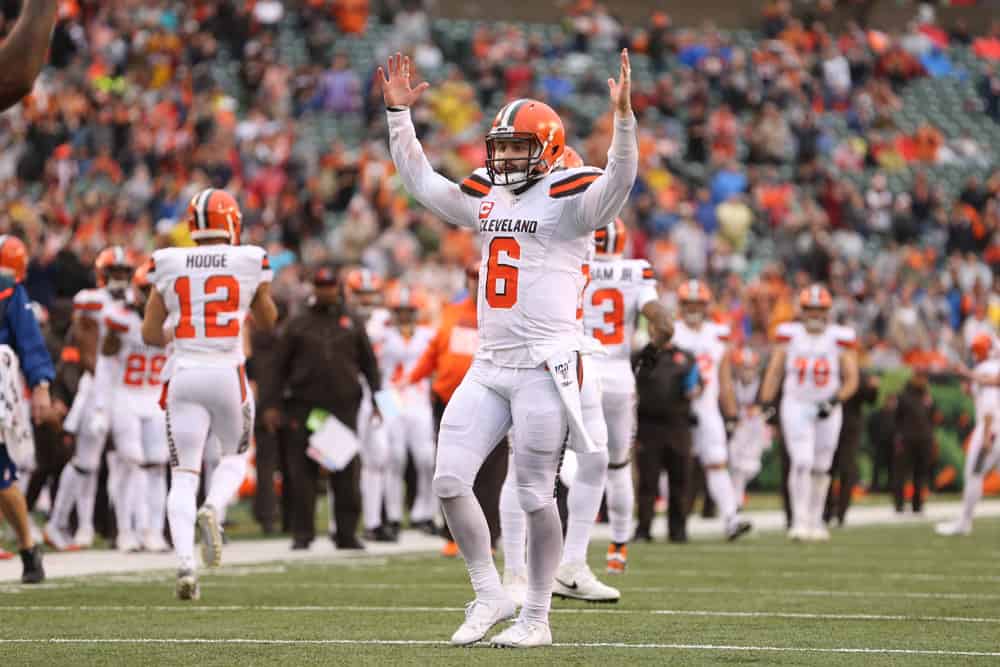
[{"x1": 550, "y1": 173, "x2": 599, "y2": 196}]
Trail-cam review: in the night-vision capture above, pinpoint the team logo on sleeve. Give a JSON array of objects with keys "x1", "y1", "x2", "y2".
[{"x1": 479, "y1": 201, "x2": 495, "y2": 219}]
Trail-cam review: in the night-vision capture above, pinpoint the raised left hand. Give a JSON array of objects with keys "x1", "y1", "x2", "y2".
[{"x1": 608, "y1": 48, "x2": 632, "y2": 116}]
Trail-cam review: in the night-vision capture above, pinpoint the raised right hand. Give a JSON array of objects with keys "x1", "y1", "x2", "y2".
[{"x1": 377, "y1": 52, "x2": 430, "y2": 109}]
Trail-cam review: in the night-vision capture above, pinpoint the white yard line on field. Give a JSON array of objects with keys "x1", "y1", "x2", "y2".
[
  {"x1": 3, "y1": 605, "x2": 1000, "y2": 625},
  {"x1": 1, "y1": 637, "x2": 999, "y2": 657}
]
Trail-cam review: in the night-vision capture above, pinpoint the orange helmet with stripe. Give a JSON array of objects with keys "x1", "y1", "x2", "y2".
[
  {"x1": 0, "y1": 235, "x2": 28, "y2": 283},
  {"x1": 485, "y1": 98, "x2": 565, "y2": 186},
  {"x1": 345, "y1": 267, "x2": 383, "y2": 317},
  {"x1": 132, "y1": 258, "x2": 153, "y2": 289},
  {"x1": 385, "y1": 282, "x2": 427, "y2": 311},
  {"x1": 799, "y1": 284, "x2": 832, "y2": 333},
  {"x1": 95, "y1": 245, "x2": 134, "y2": 293},
  {"x1": 185, "y1": 188, "x2": 242, "y2": 244},
  {"x1": 560, "y1": 146, "x2": 584, "y2": 170},
  {"x1": 677, "y1": 279, "x2": 712, "y2": 327},
  {"x1": 971, "y1": 333, "x2": 993, "y2": 363},
  {"x1": 593, "y1": 218, "x2": 627, "y2": 260}
]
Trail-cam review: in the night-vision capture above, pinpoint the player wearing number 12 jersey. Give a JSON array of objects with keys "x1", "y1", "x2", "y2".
[
  {"x1": 381, "y1": 49, "x2": 636, "y2": 647},
  {"x1": 760, "y1": 285, "x2": 858, "y2": 542},
  {"x1": 142, "y1": 188, "x2": 277, "y2": 600}
]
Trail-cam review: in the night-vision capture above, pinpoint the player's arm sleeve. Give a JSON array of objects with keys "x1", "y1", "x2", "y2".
[
  {"x1": 636, "y1": 264, "x2": 659, "y2": 310},
  {"x1": 387, "y1": 108, "x2": 479, "y2": 228},
  {"x1": 259, "y1": 318, "x2": 295, "y2": 411},
  {"x1": 6, "y1": 285, "x2": 55, "y2": 387},
  {"x1": 564, "y1": 112, "x2": 638, "y2": 232}
]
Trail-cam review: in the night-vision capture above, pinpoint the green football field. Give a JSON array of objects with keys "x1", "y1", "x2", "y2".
[{"x1": 3, "y1": 517, "x2": 1000, "y2": 666}]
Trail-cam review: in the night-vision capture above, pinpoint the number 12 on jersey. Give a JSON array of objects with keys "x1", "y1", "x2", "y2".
[{"x1": 174, "y1": 275, "x2": 241, "y2": 339}]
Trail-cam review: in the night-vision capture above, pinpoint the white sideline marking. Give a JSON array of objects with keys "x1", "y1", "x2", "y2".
[
  {"x1": 1, "y1": 638, "x2": 998, "y2": 657},
  {"x1": 3, "y1": 605, "x2": 1000, "y2": 625}
]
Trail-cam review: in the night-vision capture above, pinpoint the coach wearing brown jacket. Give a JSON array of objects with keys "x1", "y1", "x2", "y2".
[{"x1": 260, "y1": 266, "x2": 381, "y2": 550}]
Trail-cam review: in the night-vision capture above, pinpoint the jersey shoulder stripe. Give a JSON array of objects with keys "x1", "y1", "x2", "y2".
[
  {"x1": 460, "y1": 172, "x2": 491, "y2": 198},
  {"x1": 262, "y1": 254, "x2": 270, "y2": 270},
  {"x1": 775, "y1": 321, "x2": 801, "y2": 343},
  {"x1": 105, "y1": 315, "x2": 130, "y2": 333},
  {"x1": 549, "y1": 168, "x2": 602, "y2": 199}
]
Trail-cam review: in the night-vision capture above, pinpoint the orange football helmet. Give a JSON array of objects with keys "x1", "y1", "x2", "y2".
[
  {"x1": 678, "y1": 279, "x2": 712, "y2": 327},
  {"x1": 971, "y1": 333, "x2": 993, "y2": 363},
  {"x1": 385, "y1": 283, "x2": 427, "y2": 311},
  {"x1": 800, "y1": 284, "x2": 832, "y2": 333},
  {"x1": 594, "y1": 218, "x2": 627, "y2": 259},
  {"x1": 0, "y1": 235, "x2": 28, "y2": 283},
  {"x1": 485, "y1": 98, "x2": 565, "y2": 186},
  {"x1": 132, "y1": 258, "x2": 153, "y2": 289},
  {"x1": 345, "y1": 268, "x2": 383, "y2": 294},
  {"x1": 186, "y1": 188, "x2": 242, "y2": 244},
  {"x1": 561, "y1": 146, "x2": 584, "y2": 170},
  {"x1": 95, "y1": 246, "x2": 134, "y2": 290}
]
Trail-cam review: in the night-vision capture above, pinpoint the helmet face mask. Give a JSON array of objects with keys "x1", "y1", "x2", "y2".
[
  {"x1": 106, "y1": 266, "x2": 133, "y2": 296},
  {"x1": 485, "y1": 133, "x2": 542, "y2": 186},
  {"x1": 803, "y1": 306, "x2": 829, "y2": 333},
  {"x1": 681, "y1": 300, "x2": 706, "y2": 327}
]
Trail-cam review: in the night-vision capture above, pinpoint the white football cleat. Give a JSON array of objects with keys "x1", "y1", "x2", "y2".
[
  {"x1": 787, "y1": 524, "x2": 810, "y2": 542},
  {"x1": 935, "y1": 520, "x2": 971, "y2": 536},
  {"x1": 196, "y1": 505, "x2": 223, "y2": 568},
  {"x1": 490, "y1": 619, "x2": 553, "y2": 648},
  {"x1": 73, "y1": 526, "x2": 95, "y2": 549},
  {"x1": 43, "y1": 522, "x2": 74, "y2": 552},
  {"x1": 725, "y1": 516, "x2": 753, "y2": 542},
  {"x1": 142, "y1": 530, "x2": 171, "y2": 553},
  {"x1": 552, "y1": 561, "x2": 620, "y2": 603},
  {"x1": 808, "y1": 525, "x2": 831, "y2": 542},
  {"x1": 117, "y1": 531, "x2": 142, "y2": 553},
  {"x1": 503, "y1": 570, "x2": 528, "y2": 609},
  {"x1": 450, "y1": 597, "x2": 516, "y2": 646},
  {"x1": 176, "y1": 568, "x2": 200, "y2": 600}
]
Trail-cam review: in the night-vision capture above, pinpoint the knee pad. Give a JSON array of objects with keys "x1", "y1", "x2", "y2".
[
  {"x1": 432, "y1": 473, "x2": 473, "y2": 500},
  {"x1": 573, "y1": 449, "x2": 609, "y2": 488},
  {"x1": 514, "y1": 446, "x2": 560, "y2": 514}
]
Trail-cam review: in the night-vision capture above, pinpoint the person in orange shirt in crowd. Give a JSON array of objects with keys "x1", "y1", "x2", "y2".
[{"x1": 405, "y1": 263, "x2": 508, "y2": 557}]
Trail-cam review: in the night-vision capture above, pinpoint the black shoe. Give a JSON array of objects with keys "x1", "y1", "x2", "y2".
[
  {"x1": 291, "y1": 537, "x2": 312, "y2": 550},
  {"x1": 668, "y1": 530, "x2": 689, "y2": 543},
  {"x1": 364, "y1": 526, "x2": 397, "y2": 542},
  {"x1": 335, "y1": 534, "x2": 365, "y2": 550},
  {"x1": 20, "y1": 545, "x2": 44, "y2": 584},
  {"x1": 388, "y1": 521, "x2": 401, "y2": 540},
  {"x1": 411, "y1": 520, "x2": 438, "y2": 536},
  {"x1": 632, "y1": 529, "x2": 653, "y2": 543}
]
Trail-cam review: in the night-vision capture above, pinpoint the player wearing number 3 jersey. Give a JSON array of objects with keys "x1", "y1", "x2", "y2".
[
  {"x1": 142, "y1": 188, "x2": 278, "y2": 600},
  {"x1": 760, "y1": 285, "x2": 858, "y2": 542},
  {"x1": 381, "y1": 49, "x2": 637, "y2": 647}
]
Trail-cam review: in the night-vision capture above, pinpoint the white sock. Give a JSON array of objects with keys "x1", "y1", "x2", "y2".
[
  {"x1": 605, "y1": 465, "x2": 634, "y2": 544},
  {"x1": 441, "y1": 494, "x2": 505, "y2": 601},
  {"x1": 499, "y1": 468, "x2": 526, "y2": 576},
  {"x1": 114, "y1": 463, "x2": 141, "y2": 537},
  {"x1": 76, "y1": 471, "x2": 97, "y2": 536},
  {"x1": 327, "y1": 487, "x2": 337, "y2": 536},
  {"x1": 789, "y1": 466, "x2": 811, "y2": 530},
  {"x1": 384, "y1": 466, "x2": 404, "y2": 524},
  {"x1": 203, "y1": 458, "x2": 219, "y2": 493},
  {"x1": 361, "y1": 465, "x2": 384, "y2": 530},
  {"x1": 168, "y1": 470, "x2": 199, "y2": 571},
  {"x1": 809, "y1": 472, "x2": 832, "y2": 530},
  {"x1": 706, "y1": 467, "x2": 738, "y2": 520},
  {"x1": 561, "y1": 479, "x2": 603, "y2": 566},
  {"x1": 50, "y1": 464, "x2": 80, "y2": 529},
  {"x1": 131, "y1": 467, "x2": 149, "y2": 536},
  {"x1": 205, "y1": 455, "x2": 246, "y2": 513},
  {"x1": 521, "y1": 501, "x2": 562, "y2": 625},
  {"x1": 960, "y1": 474, "x2": 983, "y2": 527},
  {"x1": 731, "y1": 469, "x2": 747, "y2": 507},
  {"x1": 146, "y1": 467, "x2": 167, "y2": 537}
]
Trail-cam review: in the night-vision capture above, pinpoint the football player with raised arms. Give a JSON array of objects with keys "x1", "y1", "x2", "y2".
[
  {"x1": 47, "y1": 247, "x2": 135, "y2": 550},
  {"x1": 937, "y1": 333, "x2": 1000, "y2": 536},
  {"x1": 759, "y1": 285, "x2": 859, "y2": 541},
  {"x1": 142, "y1": 189, "x2": 277, "y2": 599},
  {"x1": 671, "y1": 280, "x2": 752, "y2": 541},
  {"x1": 380, "y1": 49, "x2": 637, "y2": 647}
]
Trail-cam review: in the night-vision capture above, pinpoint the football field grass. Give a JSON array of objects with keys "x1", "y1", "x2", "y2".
[{"x1": 3, "y1": 517, "x2": 1000, "y2": 665}]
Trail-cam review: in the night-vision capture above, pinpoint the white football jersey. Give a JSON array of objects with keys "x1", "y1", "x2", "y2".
[
  {"x1": 973, "y1": 358, "x2": 1000, "y2": 434},
  {"x1": 735, "y1": 377, "x2": 761, "y2": 413},
  {"x1": 73, "y1": 287, "x2": 128, "y2": 341},
  {"x1": 365, "y1": 307, "x2": 393, "y2": 358},
  {"x1": 104, "y1": 305, "x2": 168, "y2": 414},
  {"x1": 152, "y1": 245, "x2": 271, "y2": 372},
  {"x1": 582, "y1": 257, "x2": 658, "y2": 362},
  {"x1": 672, "y1": 320, "x2": 730, "y2": 410},
  {"x1": 777, "y1": 322, "x2": 856, "y2": 402},
  {"x1": 381, "y1": 325, "x2": 435, "y2": 406},
  {"x1": 388, "y1": 108, "x2": 636, "y2": 368}
]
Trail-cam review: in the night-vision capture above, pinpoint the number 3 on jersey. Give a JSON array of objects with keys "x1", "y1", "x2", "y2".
[
  {"x1": 174, "y1": 275, "x2": 241, "y2": 339},
  {"x1": 590, "y1": 288, "x2": 624, "y2": 344},
  {"x1": 486, "y1": 237, "x2": 519, "y2": 309}
]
